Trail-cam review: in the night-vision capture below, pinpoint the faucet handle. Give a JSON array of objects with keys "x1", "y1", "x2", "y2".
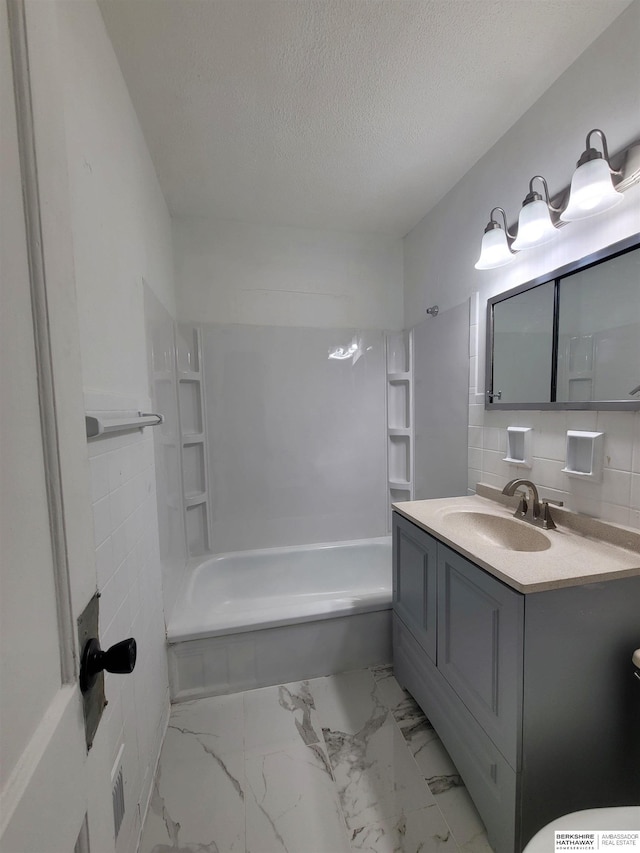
[
  {"x1": 540, "y1": 501, "x2": 557, "y2": 530},
  {"x1": 542, "y1": 498, "x2": 564, "y2": 507},
  {"x1": 514, "y1": 495, "x2": 528, "y2": 518}
]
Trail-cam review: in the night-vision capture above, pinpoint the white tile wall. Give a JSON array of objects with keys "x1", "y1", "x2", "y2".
[
  {"x1": 467, "y1": 344, "x2": 640, "y2": 528},
  {"x1": 85, "y1": 394, "x2": 170, "y2": 853}
]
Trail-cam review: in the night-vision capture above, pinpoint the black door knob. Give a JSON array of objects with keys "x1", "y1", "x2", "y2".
[{"x1": 80, "y1": 637, "x2": 137, "y2": 693}]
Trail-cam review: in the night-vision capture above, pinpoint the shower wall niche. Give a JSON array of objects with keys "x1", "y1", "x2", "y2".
[
  {"x1": 386, "y1": 330, "x2": 414, "y2": 519},
  {"x1": 176, "y1": 325, "x2": 212, "y2": 557}
]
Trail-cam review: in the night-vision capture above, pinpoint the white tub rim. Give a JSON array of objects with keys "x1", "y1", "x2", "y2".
[
  {"x1": 169, "y1": 535, "x2": 392, "y2": 644},
  {"x1": 186, "y1": 534, "x2": 391, "y2": 569}
]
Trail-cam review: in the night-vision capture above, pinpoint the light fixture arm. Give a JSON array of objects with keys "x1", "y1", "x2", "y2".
[
  {"x1": 488, "y1": 206, "x2": 516, "y2": 240},
  {"x1": 580, "y1": 129, "x2": 622, "y2": 176},
  {"x1": 524, "y1": 175, "x2": 561, "y2": 213}
]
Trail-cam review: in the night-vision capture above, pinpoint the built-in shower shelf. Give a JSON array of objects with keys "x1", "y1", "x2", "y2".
[
  {"x1": 182, "y1": 434, "x2": 205, "y2": 445},
  {"x1": 185, "y1": 492, "x2": 208, "y2": 508},
  {"x1": 176, "y1": 324, "x2": 211, "y2": 557},
  {"x1": 181, "y1": 431, "x2": 204, "y2": 441},
  {"x1": 154, "y1": 371, "x2": 174, "y2": 383},
  {"x1": 385, "y1": 331, "x2": 414, "y2": 529},
  {"x1": 389, "y1": 478, "x2": 412, "y2": 489}
]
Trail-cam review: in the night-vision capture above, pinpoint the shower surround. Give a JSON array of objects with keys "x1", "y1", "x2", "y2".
[
  {"x1": 200, "y1": 323, "x2": 388, "y2": 554},
  {"x1": 144, "y1": 301, "x2": 394, "y2": 673}
]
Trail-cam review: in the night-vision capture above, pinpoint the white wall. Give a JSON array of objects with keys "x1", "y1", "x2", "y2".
[
  {"x1": 173, "y1": 217, "x2": 404, "y2": 330},
  {"x1": 60, "y1": 1, "x2": 176, "y2": 400},
  {"x1": 52, "y1": 2, "x2": 176, "y2": 849},
  {"x1": 404, "y1": 1, "x2": 640, "y2": 528}
]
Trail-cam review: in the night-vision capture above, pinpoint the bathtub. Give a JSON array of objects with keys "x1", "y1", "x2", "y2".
[{"x1": 167, "y1": 537, "x2": 392, "y2": 701}]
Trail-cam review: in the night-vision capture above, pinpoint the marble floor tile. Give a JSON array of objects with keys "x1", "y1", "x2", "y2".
[
  {"x1": 244, "y1": 680, "x2": 322, "y2": 754},
  {"x1": 139, "y1": 726, "x2": 245, "y2": 853},
  {"x1": 433, "y1": 785, "x2": 493, "y2": 853},
  {"x1": 323, "y1": 714, "x2": 436, "y2": 832},
  {"x1": 139, "y1": 668, "x2": 494, "y2": 853},
  {"x1": 390, "y1": 695, "x2": 438, "y2": 755},
  {"x1": 168, "y1": 691, "x2": 245, "y2": 755},
  {"x1": 370, "y1": 666, "x2": 440, "y2": 759},
  {"x1": 245, "y1": 740, "x2": 351, "y2": 853},
  {"x1": 349, "y1": 804, "x2": 461, "y2": 853},
  {"x1": 309, "y1": 668, "x2": 388, "y2": 735},
  {"x1": 412, "y1": 733, "x2": 463, "y2": 795},
  {"x1": 369, "y1": 664, "x2": 406, "y2": 711}
]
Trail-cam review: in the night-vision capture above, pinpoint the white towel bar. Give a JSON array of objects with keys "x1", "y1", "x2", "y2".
[{"x1": 85, "y1": 412, "x2": 164, "y2": 439}]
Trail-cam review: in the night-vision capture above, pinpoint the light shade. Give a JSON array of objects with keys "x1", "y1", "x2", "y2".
[
  {"x1": 475, "y1": 225, "x2": 515, "y2": 270},
  {"x1": 561, "y1": 156, "x2": 623, "y2": 222},
  {"x1": 512, "y1": 198, "x2": 558, "y2": 250}
]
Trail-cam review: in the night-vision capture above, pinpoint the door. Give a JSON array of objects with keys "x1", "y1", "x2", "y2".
[{"x1": 1, "y1": 1, "x2": 111, "y2": 849}]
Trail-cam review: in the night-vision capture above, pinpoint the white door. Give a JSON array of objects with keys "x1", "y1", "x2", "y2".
[{"x1": 1, "y1": 1, "x2": 112, "y2": 849}]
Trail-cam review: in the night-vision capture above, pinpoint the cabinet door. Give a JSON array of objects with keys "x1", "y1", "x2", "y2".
[
  {"x1": 392, "y1": 512, "x2": 437, "y2": 662},
  {"x1": 437, "y1": 545, "x2": 523, "y2": 768}
]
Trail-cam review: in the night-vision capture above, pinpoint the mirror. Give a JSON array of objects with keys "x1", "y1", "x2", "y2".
[{"x1": 486, "y1": 236, "x2": 640, "y2": 410}]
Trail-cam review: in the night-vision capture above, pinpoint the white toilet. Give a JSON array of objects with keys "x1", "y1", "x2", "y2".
[{"x1": 523, "y1": 807, "x2": 640, "y2": 851}]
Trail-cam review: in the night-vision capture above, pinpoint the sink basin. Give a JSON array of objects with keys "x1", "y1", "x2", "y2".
[{"x1": 442, "y1": 511, "x2": 551, "y2": 552}]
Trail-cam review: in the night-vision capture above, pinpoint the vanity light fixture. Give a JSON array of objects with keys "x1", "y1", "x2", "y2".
[
  {"x1": 511, "y1": 175, "x2": 560, "y2": 250},
  {"x1": 561, "y1": 129, "x2": 623, "y2": 222},
  {"x1": 474, "y1": 129, "x2": 640, "y2": 270},
  {"x1": 474, "y1": 207, "x2": 516, "y2": 270}
]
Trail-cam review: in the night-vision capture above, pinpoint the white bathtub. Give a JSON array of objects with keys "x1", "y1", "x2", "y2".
[{"x1": 167, "y1": 537, "x2": 392, "y2": 701}]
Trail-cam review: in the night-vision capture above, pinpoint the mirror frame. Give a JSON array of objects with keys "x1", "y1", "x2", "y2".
[{"x1": 485, "y1": 233, "x2": 640, "y2": 411}]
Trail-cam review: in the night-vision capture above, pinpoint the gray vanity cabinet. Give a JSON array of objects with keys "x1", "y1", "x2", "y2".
[
  {"x1": 392, "y1": 511, "x2": 640, "y2": 853},
  {"x1": 437, "y1": 544, "x2": 523, "y2": 768},
  {"x1": 393, "y1": 512, "x2": 438, "y2": 662}
]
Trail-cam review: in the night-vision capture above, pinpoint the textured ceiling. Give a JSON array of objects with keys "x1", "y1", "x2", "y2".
[{"x1": 98, "y1": 0, "x2": 631, "y2": 236}]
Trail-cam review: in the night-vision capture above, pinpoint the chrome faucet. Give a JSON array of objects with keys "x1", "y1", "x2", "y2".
[{"x1": 501, "y1": 478, "x2": 561, "y2": 530}]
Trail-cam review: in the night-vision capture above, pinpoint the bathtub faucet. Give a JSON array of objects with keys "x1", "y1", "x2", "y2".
[{"x1": 501, "y1": 478, "x2": 561, "y2": 531}]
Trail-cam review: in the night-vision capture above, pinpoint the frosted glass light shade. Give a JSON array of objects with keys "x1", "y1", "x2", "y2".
[
  {"x1": 475, "y1": 227, "x2": 515, "y2": 269},
  {"x1": 512, "y1": 199, "x2": 558, "y2": 250},
  {"x1": 561, "y1": 158, "x2": 623, "y2": 222}
]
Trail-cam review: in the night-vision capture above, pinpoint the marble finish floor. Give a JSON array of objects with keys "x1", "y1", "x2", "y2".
[{"x1": 140, "y1": 666, "x2": 494, "y2": 853}]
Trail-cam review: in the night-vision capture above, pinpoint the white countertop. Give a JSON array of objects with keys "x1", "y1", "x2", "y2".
[{"x1": 393, "y1": 487, "x2": 640, "y2": 594}]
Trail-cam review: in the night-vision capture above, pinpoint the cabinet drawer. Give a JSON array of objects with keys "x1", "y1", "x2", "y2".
[
  {"x1": 392, "y1": 513, "x2": 437, "y2": 662},
  {"x1": 437, "y1": 545, "x2": 524, "y2": 769},
  {"x1": 394, "y1": 615, "x2": 519, "y2": 853}
]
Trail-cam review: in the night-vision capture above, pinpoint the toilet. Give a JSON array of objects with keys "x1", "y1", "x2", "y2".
[{"x1": 523, "y1": 806, "x2": 640, "y2": 851}]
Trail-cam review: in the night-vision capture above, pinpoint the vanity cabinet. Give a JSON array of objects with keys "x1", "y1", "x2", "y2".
[
  {"x1": 392, "y1": 511, "x2": 640, "y2": 853},
  {"x1": 393, "y1": 513, "x2": 437, "y2": 661},
  {"x1": 437, "y1": 545, "x2": 523, "y2": 768}
]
